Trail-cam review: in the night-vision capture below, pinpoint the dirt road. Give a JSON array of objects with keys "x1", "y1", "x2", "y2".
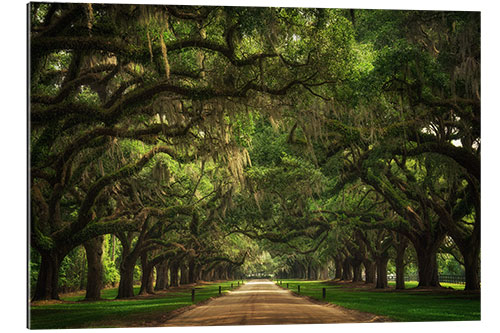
[{"x1": 163, "y1": 280, "x2": 385, "y2": 326}]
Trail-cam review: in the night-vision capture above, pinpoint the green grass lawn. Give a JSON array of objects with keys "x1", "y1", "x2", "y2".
[
  {"x1": 387, "y1": 281, "x2": 466, "y2": 290},
  {"x1": 29, "y1": 280, "x2": 244, "y2": 329},
  {"x1": 276, "y1": 279, "x2": 479, "y2": 322}
]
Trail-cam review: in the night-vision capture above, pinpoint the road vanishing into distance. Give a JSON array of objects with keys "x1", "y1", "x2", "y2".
[{"x1": 163, "y1": 280, "x2": 385, "y2": 326}]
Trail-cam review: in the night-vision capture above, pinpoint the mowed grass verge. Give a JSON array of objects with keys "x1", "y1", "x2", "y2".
[
  {"x1": 276, "y1": 280, "x2": 480, "y2": 322},
  {"x1": 29, "y1": 280, "x2": 244, "y2": 329}
]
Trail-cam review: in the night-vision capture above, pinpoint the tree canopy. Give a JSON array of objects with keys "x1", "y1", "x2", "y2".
[{"x1": 29, "y1": 3, "x2": 480, "y2": 301}]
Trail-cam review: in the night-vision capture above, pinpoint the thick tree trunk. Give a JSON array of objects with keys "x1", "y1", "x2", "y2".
[
  {"x1": 341, "y1": 258, "x2": 352, "y2": 281},
  {"x1": 84, "y1": 236, "x2": 104, "y2": 300},
  {"x1": 188, "y1": 260, "x2": 197, "y2": 284},
  {"x1": 375, "y1": 256, "x2": 389, "y2": 289},
  {"x1": 170, "y1": 261, "x2": 179, "y2": 287},
  {"x1": 155, "y1": 261, "x2": 168, "y2": 291},
  {"x1": 449, "y1": 230, "x2": 481, "y2": 290},
  {"x1": 412, "y1": 233, "x2": 443, "y2": 288},
  {"x1": 363, "y1": 259, "x2": 376, "y2": 284},
  {"x1": 139, "y1": 255, "x2": 155, "y2": 295},
  {"x1": 334, "y1": 256, "x2": 343, "y2": 280},
  {"x1": 410, "y1": 229, "x2": 445, "y2": 288},
  {"x1": 180, "y1": 263, "x2": 189, "y2": 285},
  {"x1": 352, "y1": 259, "x2": 363, "y2": 282},
  {"x1": 463, "y1": 246, "x2": 481, "y2": 290},
  {"x1": 117, "y1": 261, "x2": 136, "y2": 298},
  {"x1": 222, "y1": 266, "x2": 229, "y2": 280},
  {"x1": 395, "y1": 257, "x2": 406, "y2": 290},
  {"x1": 415, "y1": 250, "x2": 440, "y2": 287},
  {"x1": 32, "y1": 251, "x2": 63, "y2": 301}
]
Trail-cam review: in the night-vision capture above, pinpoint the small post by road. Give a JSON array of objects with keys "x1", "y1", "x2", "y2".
[
  {"x1": 322, "y1": 287, "x2": 326, "y2": 299},
  {"x1": 231, "y1": 283, "x2": 233, "y2": 289},
  {"x1": 286, "y1": 283, "x2": 289, "y2": 288},
  {"x1": 219, "y1": 286, "x2": 222, "y2": 295},
  {"x1": 238, "y1": 281, "x2": 240, "y2": 287},
  {"x1": 191, "y1": 289, "x2": 195, "y2": 302},
  {"x1": 298, "y1": 285, "x2": 300, "y2": 293}
]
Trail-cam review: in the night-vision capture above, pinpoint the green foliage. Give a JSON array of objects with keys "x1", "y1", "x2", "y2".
[
  {"x1": 59, "y1": 247, "x2": 87, "y2": 293},
  {"x1": 30, "y1": 3, "x2": 480, "y2": 320}
]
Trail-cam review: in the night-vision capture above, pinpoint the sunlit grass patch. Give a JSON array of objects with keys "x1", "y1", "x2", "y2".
[
  {"x1": 29, "y1": 280, "x2": 244, "y2": 329},
  {"x1": 276, "y1": 279, "x2": 479, "y2": 322}
]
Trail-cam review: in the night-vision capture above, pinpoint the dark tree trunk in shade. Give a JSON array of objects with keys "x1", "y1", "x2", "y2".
[
  {"x1": 117, "y1": 261, "x2": 136, "y2": 298},
  {"x1": 341, "y1": 258, "x2": 353, "y2": 281},
  {"x1": 375, "y1": 256, "x2": 389, "y2": 289},
  {"x1": 334, "y1": 256, "x2": 343, "y2": 279},
  {"x1": 408, "y1": 226, "x2": 445, "y2": 288},
  {"x1": 463, "y1": 247, "x2": 481, "y2": 290},
  {"x1": 222, "y1": 266, "x2": 229, "y2": 280},
  {"x1": 188, "y1": 260, "x2": 196, "y2": 284},
  {"x1": 412, "y1": 234, "x2": 443, "y2": 288},
  {"x1": 84, "y1": 236, "x2": 104, "y2": 300},
  {"x1": 139, "y1": 255, "x2": 155, "y2": 295},
  {"x1": 155, "y1": 261, "x2": 168, "y2": 290},
  {"x1": 395, "y1": 256, "x2": 406, "y2": 290},
  {"x1": 352, "y1": 258, "x2": 363, "y2": 282},
  {"x1": 415, "y1": 250, "x2": 440, "y2": 287},
  {"x1": 170, "y1": 261, "x2": 179, "y2": 287},
  {"x1": 363, "y1": 259, "x2": 376, "y2": 284},
  {"x1": 394, "y1": 235, "x2": 408, "y2": 289},
  {"x1": 450, "y1": 230, "x2": 480, "y2": 290},
  {"x1": 180, "y1": 263, "x2": 189, "y2": 284},
  {"x1": 32, "y1": 250, "x2": 64, "y2": 301}
]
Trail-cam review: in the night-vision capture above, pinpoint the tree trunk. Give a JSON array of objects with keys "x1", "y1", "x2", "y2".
[
  {"x1": 213, "y1": 266, "x2": 221, "y2": 280},
  {"x1": 188, "y1": 260, "x2": 197, "y2": 284},
  {"x1": 462, "y1": 245, "x2": 481, "y2": 290},
  {"x1": 415, "y1": 250, "x2": 439, "y2": 287},
  {"x1": 222, "y1": 266, "x2": 229, "y2": 280},
  {"x1": 155, "y1": 261, "x2": 168, "y2": 291},
  {"x1": 84, "y1": 236, "x2": 104, "y2": 300},
  {"x1": 117, "y1": 261, "x2": 136, "y2": 298},
  {"x1": 363, "y1": 259, "x2": 376, "y2": 284},
  {"x1": 334, "y1": 256, "x2": 343, "y2": 280},
  {"x1": 375, "y1": 256, "x2": 389, "y2": 289},
  {"x1": 32, "y1": 251, "x2": 63, "y2": 301},
  {"x1": 415, "y1": 245, "x2": 440, "y2": 287},
  {"x1": 449, "y1": 230, "x2": 481, "y2": 291},
  {"x1": 341, "y1": 258, "x2": 352, "y2": 281},
  {"x1": 180, "y1": 263, "x2": 189, "y2": 284},
  {"x1": 395, "y1": 256, "x2": 406, "y2": 290},
  {"x1": 352, "y1": 259, "x2": 363, "y2": 282},
  {"x1": 139, "y1": 255, "x2": 155, "y2": 295},
  {"x1": 169, "y1": 261, "x2": 179, "y2": 287}
]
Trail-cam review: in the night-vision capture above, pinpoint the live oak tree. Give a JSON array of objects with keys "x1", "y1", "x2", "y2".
[
  {"x1": 29, "y1": 4, "x2": 480, "y2": 300},
  {"x1": 30, "y1": 3, "x2": 353, "y2": 300}
]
